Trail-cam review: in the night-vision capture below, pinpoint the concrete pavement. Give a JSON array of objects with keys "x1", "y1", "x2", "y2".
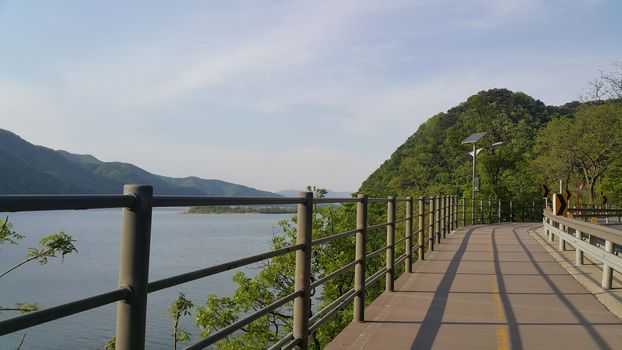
[{"x1": 326, "y1": 223, "x2": 622, "y2": 350}]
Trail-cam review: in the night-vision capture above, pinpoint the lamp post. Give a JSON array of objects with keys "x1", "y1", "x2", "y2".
[{"x1": 462, "y1": 132, "x2": 503, "y2": 224}]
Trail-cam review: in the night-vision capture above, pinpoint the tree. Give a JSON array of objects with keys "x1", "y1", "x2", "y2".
[
  {"x1": 169, "y1": 293, "x2": 194, "y2": 350},
  {"x1": 581, "y1": 61, "x2": 622, "y2": 101},
  {"x1": 0, "y1": 217, "x2": 78, "y2": 348},
  {"x1": 194, "y1": 187, "x2": 386, "y2": 349}
]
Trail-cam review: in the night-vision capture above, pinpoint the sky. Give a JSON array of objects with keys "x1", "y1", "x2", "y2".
[{"x1": 1, "y1": 0, "x2": 621, "y2": 193}]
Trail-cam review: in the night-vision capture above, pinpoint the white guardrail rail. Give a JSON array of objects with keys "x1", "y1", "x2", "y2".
[{"x1": 543, "y1": 211, "x2": 622, "y2": 289}]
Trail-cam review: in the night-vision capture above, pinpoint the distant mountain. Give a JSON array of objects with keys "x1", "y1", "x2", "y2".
[
  {"x1": 0, "y1": 128, "x2": 279, "y2": 196},
  {"x1": 276, "y1": 189, "x2": 353, "y2": 198}
]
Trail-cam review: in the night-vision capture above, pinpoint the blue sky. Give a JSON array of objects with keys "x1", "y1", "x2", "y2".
[{"x1": 1, "y1": 0, "x2": 621, "y2": 192}]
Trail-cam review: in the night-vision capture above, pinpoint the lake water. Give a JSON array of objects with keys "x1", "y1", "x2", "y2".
[{"x1": 0, "y1": 208, "x2": 292, "y2": 349}]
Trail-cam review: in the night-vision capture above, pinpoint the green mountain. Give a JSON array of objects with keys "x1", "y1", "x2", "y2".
[
  {"x1": 0, "y1": 129, "x2": 279, "y2": 196},
  {"x1": 359, "y1": 89, "x2": 583, "y2": 201}
]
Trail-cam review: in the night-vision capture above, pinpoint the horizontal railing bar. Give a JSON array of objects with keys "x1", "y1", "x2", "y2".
[
  {"x1": 365, "y1": 268, "x2": 387, "y2": 286},
  {"x1": 366, "y1": 246, "x2": 386, "y2": 260},
  {"x1": 545, "y1": 223, "x2": 622, "y2": 272},
  {"x1": 185, "y1": 290, "x2": 302, "y2": 350},
  {"x1": 0, "y1": 287, "x2": 130, "y2": 336},
  {"x1": 395, "y1": 235, "x2": 410, "y2": 245},
  {"x1": 281, "y1": 338, "x2": 302, "y2": 350},
  {"x1": 310, "y1": 260, "x2": 358, "y2": 290},
  {"x1": 368, "y1": 198, "x2": 390, "y2": 203},
  {"x1": 410, "y1": 244, "x2": 421, "y2": 253},
  {"x1": 311, "y1": 228, "x2": 359, "y2": 246},
  {"x1": 268, "y1": 333, "x2": 295, "y2": 350},
  {"x1": 153, "y1": 196, "x2": 304, "y2": 207},
  {"x1": 149, "y1": 244, "x2": 304, "y2": 293},
  {"x1": 368, "y1": 222, "x2": 389, "y2": 231},
  {"x1": 544, "y1": 212, "x2": 622, "y2": 246},
  {"x1": 309, "y1": 290, "x2": 356, "y2": 333},
  {"x1": 0, "y1": 195, "x2": 134, "y2": 212},
  {"x1": 394, "y1": 217, "x2": 409, "y2": 224},
  {"x1": 313, "y1": 198, "x2": 359, "y2": 204},
  {"x1": 309, "y1": 288, "x2": 356, "y2": 325},
  {"x1": 395, "y1": 253, "x2": 407, "y2": 265}
]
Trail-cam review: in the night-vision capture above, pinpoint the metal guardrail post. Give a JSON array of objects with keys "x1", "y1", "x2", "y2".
[
  {"x1": 479, "y1": 199, "x2": 483, "y2": 224},
  {"x1": 488, "y1": 199, "x2": 492, "y2": 224},
  {"x1": 353, "y1": 194, "x2": 367, "y2": 322},
  {"x1": 509, "y1": 200, "x2": 513, "y2": 222},
  {"x1": 436, "y1": 196, "x2": 441, "y2": 244},
  {"x1": 462, "y1": 197, "x2": 466, "y2": 227},
  {"x1": 575, "y1": 229, "x2": 584, "y2": 265},
  {"x1": 471, "y1": 197, "x2": 475, "y2": 225},
  {"x1": 558, "y1": 224, "x2": 566, "y2": 251},
  {"x1": 293, "y1": 192, "x2": 313, "y2": 349},
  {"x1": 386, "y1": 196, "x2": 396, "y2": 292},
  {"x1": 602, "y1": 240, "x2": 614, "y2": 289},
  {"x1": 441, "y1": 196, "x2": 446, "y2": 239},
  {"x1": 116, "y1": 185, "x2": 153, "y2": 350},
  {"x1": 418, "y1": 197, "x2": 425, "y2": 261},
  {"x1": 498, "y1": 199, "x2": 502, "y2": 223},
  {"x1": 405, "y1": 197, "x2": 413, "y2": 273},
  {"x1": 429, "y1": 196, "x2": 435, "y2": 251}
]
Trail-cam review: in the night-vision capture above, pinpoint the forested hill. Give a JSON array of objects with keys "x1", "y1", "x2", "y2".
[
  {"x1": 359, "y1": 88, "x2": 590, "y2": 201},
  {"x1": 0, "y1": 129, "x2": 278, "y2": 196}
]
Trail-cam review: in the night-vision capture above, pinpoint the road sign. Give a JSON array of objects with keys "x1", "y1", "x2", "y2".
[
  {"x1": 563, "y1": 190, "x2": 571, "y2": 201},
  {"x1": 553, "y1": 193, "x2": 568, "y2": 216},
  {"x1": 601, "y1": 195, "x2": 608, "y2": 205},
  {"x1": 540, "y1": 184, "x2": 550, "y2": 198}
]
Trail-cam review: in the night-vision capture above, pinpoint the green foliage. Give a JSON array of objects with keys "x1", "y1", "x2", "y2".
[
  {"x1": 1, "y1": 217, "x2": 24, "y2": 246},
  {"x1": 195, "y1": 188, "x2": 377, "y2": 349},
  {"x1": 169, "y1": 293, "x2": 194, "y2": 350},
  {"x1": 103, "y1": 336, "x2": 116, "y2": 350},
  {"x1": 26, "y1": 232, "x2": 78, "y2": 265},
  {"x1": 360, "y1": 89, "x2": 555, "y2": 201}
]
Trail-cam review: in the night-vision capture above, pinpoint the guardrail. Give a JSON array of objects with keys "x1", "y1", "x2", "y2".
[
  {"x1": 460, "y1": 197, "x2": 542, "y2": 225},
  {"x1": 568, "y1": 208, "x2": 622, "y2": 222},
  {"x1": 0, "y1": 186, "x2": 473, "y2": 350},
  {"x1": 543, "y1": 211, "x2": 622, "y2": 289}
]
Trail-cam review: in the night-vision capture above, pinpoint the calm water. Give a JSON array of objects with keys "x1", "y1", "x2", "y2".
[{"x1": 0, "y1": 208, "x2": 291, "y2": 349}]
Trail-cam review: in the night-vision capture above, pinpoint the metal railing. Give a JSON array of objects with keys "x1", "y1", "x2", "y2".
[
  {"x1": 543, "y1": 211, "x2": 622, "y2": 289},
  {"x1": 0, "y1": 188, "x2": 471, "y2": 350},
  {"x1": 460, "y1": 197, "x2": 543, "y2": 225}
]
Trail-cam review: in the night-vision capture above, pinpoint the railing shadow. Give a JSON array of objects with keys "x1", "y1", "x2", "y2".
[
  {"x1": 408, "y1": 227, "x2": 475, "y2": 350},
  {"x1": 512, "y1": 227, "x2": 614, "y2": 350}
]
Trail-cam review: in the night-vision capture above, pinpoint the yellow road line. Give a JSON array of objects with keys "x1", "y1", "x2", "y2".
[{"x1": 491, "y1": 243, "x2": 510, "y2": 350}]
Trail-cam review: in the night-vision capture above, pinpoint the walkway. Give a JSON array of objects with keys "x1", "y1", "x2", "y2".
[{"x1": 327, "y1": 223, "x2": 622, "y2": 350}]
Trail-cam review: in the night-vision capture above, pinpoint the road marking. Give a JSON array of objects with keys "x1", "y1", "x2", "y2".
[{"x1": 491, "y1": 240, "x2": 510, "y2": 350}]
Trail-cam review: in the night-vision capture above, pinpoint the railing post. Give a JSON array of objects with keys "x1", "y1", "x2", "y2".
[
  {"x1": 116, "y1": 185, "x2": 153, "y2": 350},
  {"x1": 498, "y1": 199, "x2": 502, "y2": 223},
  {"x1": 435, "y1": 196, "x2": 441, "y2": 244},
  {"x1": 575, "y1": 229, "x2": 584, "y2": 265},
  {"x1": 441, "y1": 195, "x2": 446, "y2": 239},
  {"x1": 429, "y1": 196, "x2": 435, "y2": 251},
  {"x1": 353, "y1": 194, "x2": 368, "y2": 322},
  {"x1": 558, "y1": 224, "x2": 566, "y2": 251},
  {"x1": 602, "y1": 240, "x2": 614, "y2": 289},
  {"x1": 386, "y1": 196, "x2": 396, "y2": 292},
  {"x1": 293, "y1": 192, "x2": 313, "y2": 349},
  {"x1": 488, "y1": 199, "x2": 492, "y2": 224},
  {"x1": 510, "y1": 200, "x2": 514, "y2": 222},
  {"x1": 453, "y1": 195, "x2": 457, "y2": 229},
  {"x1": 450, "y1": 195, "x2": 454, "y2": 231},
  {"x1": 405, "y1": 196, "x2": 413, "y2": 273},
  {"x1": 479, "y1": 199, "x2": 483, "y2": 224},
  {"x1": 418, "y1": 197, "x2": 425, "y2": 261},
  {"x1": 471, "y1": 197, "x2": 475, "y2": 225},
  {"x1": 462, "y1": 197, "x2": 467, "y2": 227}
]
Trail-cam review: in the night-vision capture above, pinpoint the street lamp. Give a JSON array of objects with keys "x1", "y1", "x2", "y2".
[
  {"x1": 462, "y1": 132, "x2": 488, "y2": 201},
  {"x1": 462, "y1": 132, "x2": 503, "y2": 224}
]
